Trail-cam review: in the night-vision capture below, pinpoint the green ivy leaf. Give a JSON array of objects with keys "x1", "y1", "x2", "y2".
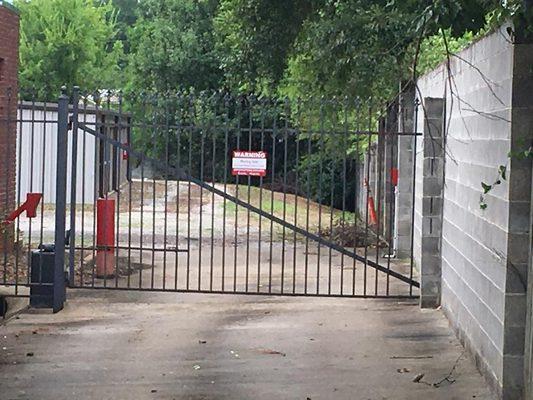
[
  {"x1": 480, "y1": 202, "x2": 487, "y2": 210},
  {"x1": 498, "y1": 165, "x2": 506, "y2": 180},
  {"x1": 481, "y1": 182, "x2": 492, "y2": 194}
]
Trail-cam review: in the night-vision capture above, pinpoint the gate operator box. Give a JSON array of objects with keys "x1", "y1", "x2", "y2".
[{"x1": 30, "y1": 245, "x2": 56, "y2": 308}]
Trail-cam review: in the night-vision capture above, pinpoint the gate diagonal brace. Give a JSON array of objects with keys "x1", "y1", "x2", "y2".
[{"x1": 78, "y1": 122, "x2": 419, "y2": 288}]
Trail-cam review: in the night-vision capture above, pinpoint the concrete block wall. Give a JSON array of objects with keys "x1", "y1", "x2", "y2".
[
  {"x1": 394, "y1": 87, "x2": 416, "y2": 258},
  {"x1": 415, "y1": 24, "x2": 532, "y2": 398},
  {"x1": 418, "y1": 98, "x2": 445, "y2": 308},
  {"x1": 502, "y1": 38, "x2": 533, "y2": 399},
  {"x1": 0, "y1": 2, "x2": 19, "y2": 249}
]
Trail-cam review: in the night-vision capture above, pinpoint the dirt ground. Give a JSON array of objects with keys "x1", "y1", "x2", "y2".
[
  {"x1": 14, "y1": 179, "x2": 368, "y2": 250},
  {"x1": 8, "y1": 179, "x2": 407, "y2": 298}
]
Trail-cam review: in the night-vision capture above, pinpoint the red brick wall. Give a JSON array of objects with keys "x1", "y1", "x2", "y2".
[{"x1": 0, "y1": 4, "x2": 19, "y2": 250}]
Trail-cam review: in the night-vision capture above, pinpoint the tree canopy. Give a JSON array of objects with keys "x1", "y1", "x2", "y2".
[
  {"x1": 16, "y1": 0, "x2": 124, "y2": 100},
  {"x1": 16, "y1": 0, "x2": 530, "y2": 100},
  {"x1": 127, "y1": 0, "x2": 222, "y2": 93}
]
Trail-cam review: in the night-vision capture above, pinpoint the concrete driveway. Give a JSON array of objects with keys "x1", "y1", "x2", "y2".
[{"x1": 0, "y1": 290, "x2": 494, "y2": 400}]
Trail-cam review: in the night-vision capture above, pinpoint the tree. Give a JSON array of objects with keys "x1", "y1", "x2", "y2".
[
  {"x1": 127, "y1": 0, "x2": 222, "y2": 93},
  {"x1": 112, "y1": 0, "x2": 140, "y2": 55},
  {"x1": 213, "y1": 0, "x2": 512, "y2": 99},
  {"x1": 16, "y1": 0, "x2": 123, "y2": 100},
  {"x1": 280, "y1": 0, "x2": 418, "y2": 101},
  {"x1": 214, "y1": 0, "x2": 316, "y2": 93}
]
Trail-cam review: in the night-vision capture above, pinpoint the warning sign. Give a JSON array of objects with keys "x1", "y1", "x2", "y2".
[{"x1": 231, "y1": 150, "x2": 267, "y2": 176}]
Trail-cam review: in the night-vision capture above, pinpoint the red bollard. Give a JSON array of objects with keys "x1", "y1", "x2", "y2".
[
  {"x1": 96, "y1": 198, "x2": 115, "y2": 277},
  {"x1": 363, "y1": 179, "x2": 378, "y2": 226},
  {"x1": 368, "y1": 196, "x2": 378, "y2": 226}
]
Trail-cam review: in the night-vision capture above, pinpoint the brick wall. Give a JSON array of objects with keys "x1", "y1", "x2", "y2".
[{"x1": 0, "y1": 2, "x2": 19, "y2": 249}]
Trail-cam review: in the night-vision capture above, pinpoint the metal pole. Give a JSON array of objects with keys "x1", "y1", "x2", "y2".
[
  {"x1": 53, "y1": 86, "x2": 69, "y2": 312},
  {"x1": 68, "y1": 86, "x2": 79, "y2": 286}
]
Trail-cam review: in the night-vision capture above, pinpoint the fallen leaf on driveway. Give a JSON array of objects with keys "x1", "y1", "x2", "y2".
[{"x1": 258, "y1": 348, "x2": 286, "y2": 357}]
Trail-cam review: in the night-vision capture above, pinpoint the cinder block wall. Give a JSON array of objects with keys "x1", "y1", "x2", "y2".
[
  {"x1": 415, "y1": 25, "x2": 532, "y2": 398},
  {"x1": 0, "y1": 2, "x2": 19, "y2": 248}
]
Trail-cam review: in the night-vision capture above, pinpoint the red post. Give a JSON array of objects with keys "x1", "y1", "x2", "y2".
[
  {"x1": 368, "y1": 196, "x2": 378, "y2": 226},
  {"x1": 363, "y1": 179, "x2": 378, "y2": 226},
  {"x1": 391, "y1": 167, "x2": 399, "y2": 186},
  {"x1": 96, "y1": 198, "x2": 115, "y2": 277}
]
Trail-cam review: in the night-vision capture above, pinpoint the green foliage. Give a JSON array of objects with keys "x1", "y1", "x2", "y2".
[
  {"x1": 127, "y1": 0, "x2": 223, "y2": 93},
  {"x1": 112, "y1": 0, "x2": 139, "y2": 55},
  {"x1": 14, "y1": 0, "x2": 529, "y2": 211},
  {"x1": 421, "y1": 0, "x2": 501, "y2": 36},
  {"x1": 213, "y1": 0, "x2": 514, "y2": 101},
  {"x1": 297, "y1": 150, "x2": 358, "y2": 210},
  {"x1": 416, "y1": 29, "x2": 476, "y2": 75},
  {"x1": 214, "y1": 0, "x2": 314, "y2": 93},
  {"x1": 478, "y1": 144, "x2": 533, "y2": 211},
  {"x1": 16, "y1": 0, "x2": 123, "y2": 100},
  {"x1": 279, "y1": 0, "x2": 419, "y2": 101}
]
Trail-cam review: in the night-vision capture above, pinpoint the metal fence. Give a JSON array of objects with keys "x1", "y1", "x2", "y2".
[{"x1": 1, "y1": 87, "x2": 421, "y2": 311}]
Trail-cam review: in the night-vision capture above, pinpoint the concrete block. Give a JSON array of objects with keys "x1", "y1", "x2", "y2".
[
  {"x1": 504, "y1": 262, "x2": 528, "y2": 295},
  {"x1": 503, "y1": 325, "x2": 526, "y2": 356},
  {"x1": 504, "y1": 293, "x2": 527, "y2": 327},
  {"x1": 512, "y1": 76, "x2": 533, "y2": 108},
  {"x1": 508, "y1": 201, "x2": 531, "y2": 234},
  {"x1": 421, "y1": 236, "x2": 441, "y2": 253},
  {"x1": 421, "y1": 259, "x2": 442, "y2": 281},
  {"x1": 442, "y1": 281, "x2": 505, "y2": 386},
  {"x1": 421, "y1": 216, "x2": 442, "y2": 237},
  {"x1": 420, "y1": 295, "x2": 440, "y2": 308},
  {"x1": 422, "y1": 177, "x2": 444, "y2": 197},
  {"x1": 396, "y1": 222, "x2": 411, "y2": 236},
  {"x1": 423, "y1": 97, "x2": 446, "y2": 118},
  {"x1": 508, "y1": 165, "x2": 532, "y2": 204},
  {"x1": 502, "y1": 355, "x2": 525, "y2": 399},
  {"x1": 423, "y1": 138, "x2": 444, "y2": 158},
  {"x1": 422, "y1": 157, "x2": 444, "y2": 178},
  {"x1": 507, "y1": 232, "x2": 531, "y2": 266},
  {"x1": 422, "y1": 196, "x2": 443, "y2": 216}
]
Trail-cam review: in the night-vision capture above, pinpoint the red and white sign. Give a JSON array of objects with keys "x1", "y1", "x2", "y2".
[{"x1": 232, "y1": 150, "x2": 267, "y2": 176}]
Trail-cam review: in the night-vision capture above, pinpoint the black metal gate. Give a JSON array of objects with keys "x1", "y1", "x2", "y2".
[{"x1": 2, "y1": 87, "x2": 421, "y2": 306}]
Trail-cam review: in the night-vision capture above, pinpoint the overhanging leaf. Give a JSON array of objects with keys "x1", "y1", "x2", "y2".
[{"x1": 481, "y1": 182, "x2": 492, "y2": 194}]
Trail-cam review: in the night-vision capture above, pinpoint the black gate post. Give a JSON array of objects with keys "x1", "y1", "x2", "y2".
[
  {"x1": 53, "y1": 86, "x2": 69, "y2": 312},
  {"x1": 68, "y1": 86, "x2": 79, "y2": 286}
]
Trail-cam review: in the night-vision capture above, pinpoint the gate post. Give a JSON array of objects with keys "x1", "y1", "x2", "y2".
[
  {"x1": 394, "y1": 86, "x2": 415, "y2": 258},
  {"x1": 53, "y1": 86, "x2": 69, "y2": 312},
  {"x1": 419, "y1": 97, "x2": 445, "y2": 308},
  {"x1": 68, "y1": 87, "x2": 79, "y2": 286},
  {"x1": 382, "y1": 101, "x2": 398, "y2": 248}
]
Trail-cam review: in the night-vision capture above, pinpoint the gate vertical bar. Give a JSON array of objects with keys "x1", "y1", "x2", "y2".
[
  {"x1": 409, "y1": 100, "x2": 420, "y2": 296},
  {"x1": 68, "y1": 87, "x2": 79, "y2": 286},
  {"x1": 53, "y1": 87, "x2": 69, "y2": 312}
]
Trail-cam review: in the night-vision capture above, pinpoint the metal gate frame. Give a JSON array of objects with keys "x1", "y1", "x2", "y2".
[
  {"x1": 60, "y1": 88, "x2": 420, "y2": 299},
  {"x1": 1, "y1": 86, "x2": 421, "y2": 311}
]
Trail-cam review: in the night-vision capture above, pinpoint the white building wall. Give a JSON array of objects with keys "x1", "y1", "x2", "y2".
[{"x1": 16, "y1": 105, "x2": 97, "y2": 205}]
